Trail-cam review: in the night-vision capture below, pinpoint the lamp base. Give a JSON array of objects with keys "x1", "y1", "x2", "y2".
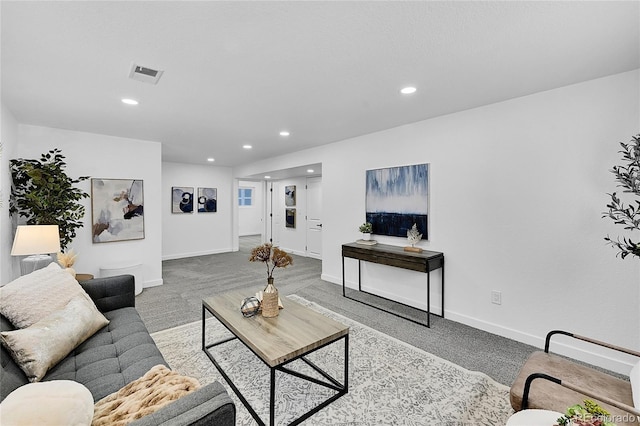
[{"x1": 20, "y1": 254, "x2": 54, "y2": 276}]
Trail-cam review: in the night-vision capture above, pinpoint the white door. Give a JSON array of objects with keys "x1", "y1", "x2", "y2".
[{"x1": 306, "y1": 177, "x2": 322, "y2": 259}]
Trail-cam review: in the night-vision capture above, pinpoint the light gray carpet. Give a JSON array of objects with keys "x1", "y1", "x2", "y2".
[
  {"x1": 151, "y1": 295, "x2": 515, "y2": 425},
  {"x1": 136, "y1": 235, "x2": 536, "y2": 386}
]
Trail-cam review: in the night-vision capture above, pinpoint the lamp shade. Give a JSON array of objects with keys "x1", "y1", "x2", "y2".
[{"x1": 11, "y1": 225, "x2": 61, "y2": 256}]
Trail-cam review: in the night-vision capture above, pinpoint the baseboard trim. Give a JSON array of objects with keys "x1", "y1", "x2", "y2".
[
  {"x1": 321, "y1": 272, "x2": 634, "y2": 375},
  {"x1": 143, "y1": 278, "x2": 163, "y2": 288},
  {"x1": 278, "y1": 247, "x2": 306, "y2": 257},
  {"x1": 162, "y1": 248, "x2": 233, "y2": 261}
]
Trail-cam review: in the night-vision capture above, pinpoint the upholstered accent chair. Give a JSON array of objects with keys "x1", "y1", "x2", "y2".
[{"x1": 511, "y1": 330, "x2": 640, "y2": 425}]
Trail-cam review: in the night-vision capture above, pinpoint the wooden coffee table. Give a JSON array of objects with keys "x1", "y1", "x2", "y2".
[{"x1": 202, "y1": 291, "x2": 349, "y2": 426}]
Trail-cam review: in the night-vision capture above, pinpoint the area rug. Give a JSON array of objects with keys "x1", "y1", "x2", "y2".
[{"x1": 150, "y1": 295, "x2": 514, "y2": 425}]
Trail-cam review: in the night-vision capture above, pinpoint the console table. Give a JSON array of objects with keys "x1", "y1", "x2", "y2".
[{"x1": 341, "y1": 242, "x2": 444, "y2": 328}]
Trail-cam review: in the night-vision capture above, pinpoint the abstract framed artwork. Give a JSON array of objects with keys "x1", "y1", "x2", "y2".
[
  {"x1": 91, "y1": 178, "x2": 145, "y2": 243},
  {"x1": 366, "y1": 163, "x2": 429, "y2": 239},
  {"x1": 198, "y1": 187, "x2": 217, "y2": 212},
  {"x1": 286, "y1": 208, "x2": 296, "y2": 228},
  {"x1": 285, "y1": 185, "x2": 296, "y2": 206},
  {"x1": 172, "y1": 187, "x2": 194, "y2": 213}
]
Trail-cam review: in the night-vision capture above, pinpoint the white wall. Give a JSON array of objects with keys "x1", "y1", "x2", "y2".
[
  {"x1": 162, "y1": 162, "x2": 233, "y2": 260},
  {"x1": 0, "y1": 103, "x2": 18, "y2": 284},
  {"x1": 238, "y1": 180, "x2": 263, "y2": 236},
  {"x1": 14, "y1": 125, "x2": 163, "y2": 288},
  {"x1": 235, "y1": 70, "x2": 640, "y2": 374}
]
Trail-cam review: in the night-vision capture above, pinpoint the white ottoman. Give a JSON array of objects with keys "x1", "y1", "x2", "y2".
[
  {"x1": 506, "y1": 409, "x2": 564, "y2": 426},
  {"x1": 0, "y1": 380, "x2": 94, "y2": 426},
  {"x1": 100, "y1": 262, "x2": 143, "y2": 295}
]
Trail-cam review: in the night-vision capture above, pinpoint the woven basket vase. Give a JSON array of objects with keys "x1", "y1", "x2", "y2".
[{"x1": 262, "y1": 278, "x2": 279, "y2": 318}]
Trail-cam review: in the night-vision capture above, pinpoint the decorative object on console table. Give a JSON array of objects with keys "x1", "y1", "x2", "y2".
[
  {"x1": 357, "y1": 222, "x2": 376, "y2": 245},
  {"x1": 404, "y1": 223, "x2": 423, "y2": 253},
  {"x1": 11, "y1": 225, "x2": 61, "y2": 275},
  {"x1": 249, "y1": 243, "x2": 293, "y2": 318}
]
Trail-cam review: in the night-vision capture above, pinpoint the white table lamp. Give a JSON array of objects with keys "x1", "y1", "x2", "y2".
[{"x1": 11, "y1": 225, "x2": 61, "y2": 275}]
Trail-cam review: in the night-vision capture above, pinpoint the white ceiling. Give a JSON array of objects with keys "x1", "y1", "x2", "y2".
[{"x1": 2, "y1": 1, "x2": 639, "y2": 169}]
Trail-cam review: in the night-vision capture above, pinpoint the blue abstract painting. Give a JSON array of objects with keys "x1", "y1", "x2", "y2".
[
  {"x1": 366, "y1": 163, "x2": 429, "y2": 238},
  {"x1": 198, "y1": 187, "x2": 217, "y2": 212}
]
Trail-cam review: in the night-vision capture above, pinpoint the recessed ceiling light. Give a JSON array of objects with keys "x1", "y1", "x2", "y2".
[
  {"x1": 243, "y1": 145, "x2": 252, "y2": 150},
  {"x1": 207, "y1": 158, "x2": 215, "y2": 162},
  {"x1": 121, "y1": 98, "x2": 139, "y2": 105},
  {"x1": 307, "y1": 169, "x2": 314, "y2": 173},
  {"x1": 264, "y1": 175, "x2": 271, "y2": 179},
  {"x1": 279, "y1": 131, "x2": 290, "y2": 137},
  {"x1": 400, "y1": 87, "x2": 417, "y2": 95}
]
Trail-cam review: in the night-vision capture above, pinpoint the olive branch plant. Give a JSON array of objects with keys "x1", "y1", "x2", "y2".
[{"x1": 603, "y1": 134, "x2": 640, "y2": 259}]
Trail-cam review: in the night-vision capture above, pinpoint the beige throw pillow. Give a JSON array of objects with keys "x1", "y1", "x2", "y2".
[
  {"x1": 0, "y1": 295, "x2": 109, "y2": 382},
  {"x1": 0, "y1": 262, "x2": 92, "y2": 329},
  {"x1": 0, "y1": 380, "x2": 94, "y2": 426}
]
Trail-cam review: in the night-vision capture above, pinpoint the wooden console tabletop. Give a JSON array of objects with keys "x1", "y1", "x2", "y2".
[{"x1": 341, "y1": 242, "x2": 444, "y2": 327}]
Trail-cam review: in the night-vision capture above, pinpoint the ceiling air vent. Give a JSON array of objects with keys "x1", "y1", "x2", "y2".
[{"x1": 128, "y1": 62, "x2": 164, "y2": 85}]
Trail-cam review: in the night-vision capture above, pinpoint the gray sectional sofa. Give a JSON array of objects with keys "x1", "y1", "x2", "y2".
[{"x1": 0, "y1": 275, "x2": 235, "y2": 425}]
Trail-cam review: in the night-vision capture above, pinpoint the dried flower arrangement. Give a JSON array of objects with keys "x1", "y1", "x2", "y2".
[{"x1": 249, "y1": 243, "x2": 293, "y2": 281}]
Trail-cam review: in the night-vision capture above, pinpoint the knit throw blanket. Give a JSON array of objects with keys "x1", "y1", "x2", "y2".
[{"x1": 92, "y1": 364, "x2": 200, "y2": 426}]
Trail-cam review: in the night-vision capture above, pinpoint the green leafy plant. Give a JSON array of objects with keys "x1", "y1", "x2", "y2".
[
  {"x1": 556, "y1": 400, "x2": 615, "y2": 426},
  {"x1": 603, "y1": 134, "x2": 640, "y2": 259},
  {"x1": 359, "y1": 222, "x2": 373, "y2": 233},
  {"x1": 10, "y1": 149, "x2": 89, "y2": 251}
]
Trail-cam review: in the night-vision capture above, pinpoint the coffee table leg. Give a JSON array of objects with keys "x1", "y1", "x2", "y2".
[
  {"x1": 270, "y1": 368, "x2": 276, "y2": 426},
  {"x1": 344, "y1": 334, "x2": 349, "y2": 391}
]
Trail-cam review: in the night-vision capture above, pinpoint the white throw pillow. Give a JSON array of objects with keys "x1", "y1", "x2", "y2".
[
  {"x1": 0, "y1": 380, "x2": 94, "y2": 426},
  {"x1": 0, "y1": 262, "x2": 93, "y2": 328},
  {"x1": 631, "y1": 359, "x2": 640, "y2": 408},
  {"x1": 0, "y1": 295, "x2": 109, "y2": 382}
]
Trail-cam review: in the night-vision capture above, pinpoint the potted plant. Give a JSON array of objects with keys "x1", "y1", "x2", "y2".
[
  {"x1": 359, "y1": 222, "x2": 373, "y2": 240},
  {"x1": 10, "y1": 149, "x2": 89, "y2": 252},
  {"x1": 603, "y1": 134, "x2": 640, "y2": 259}
]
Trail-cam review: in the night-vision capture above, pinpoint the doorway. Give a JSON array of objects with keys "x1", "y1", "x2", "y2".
[{"x1": 306, "y1": 177, "x2": 322, "y2": 259}]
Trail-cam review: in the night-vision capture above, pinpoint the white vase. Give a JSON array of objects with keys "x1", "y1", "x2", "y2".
[{"x1": 362, "y1": 233, "x2": 371, "y2": 241}]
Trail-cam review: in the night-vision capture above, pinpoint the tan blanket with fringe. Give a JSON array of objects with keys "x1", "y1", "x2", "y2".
[{"x1": 92, "y1": 364, "x2": 200, "y2": 426}]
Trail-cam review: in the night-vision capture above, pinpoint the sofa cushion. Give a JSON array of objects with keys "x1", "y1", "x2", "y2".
[
  {"x1": 0, "y1": 296, "x2": 109, "y2": 382},
  {"x1": 0, "y1": 262, "x2": 94, "y2": 329},
  {"x1": 0, "y1": 380, "x2": 94, "y2": 426},
  {"x1": 44, "y1": 306, "x2": 168, "y2": 401}
]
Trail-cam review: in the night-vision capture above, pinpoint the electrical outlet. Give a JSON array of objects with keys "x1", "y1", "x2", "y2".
[{"x1": 491, "y1": 290, "x2": 502, "y2": 305}]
